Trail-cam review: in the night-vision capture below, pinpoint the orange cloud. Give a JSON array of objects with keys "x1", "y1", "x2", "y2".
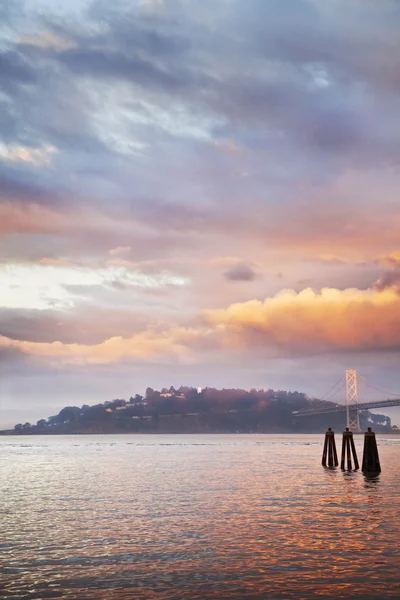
[
  {"x1": 202, "y1": 286, "x2": 400, "y2": 353},
  {"x1": 108, "y1": 246, "x2": 132, "y2": 256},
  {"x1": 0, "y1": 327, "x2": 199, "y2": 365},
  {"x1": 209, "y1": 256, "x2": 242, "y2": 267},
  {"x1": 38, "y1": 258, "x2": 74, "y2": 267},
  {"x1": 378, "y1": 252, "x2": 400, "y2": 268},
  {"x1": 2, "y1": 284, "x2": 400, "y2": 364}
]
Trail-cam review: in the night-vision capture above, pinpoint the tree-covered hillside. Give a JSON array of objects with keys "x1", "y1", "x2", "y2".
[{"x1": 6, "y1": 386, "x2": 394, "y2": 434}]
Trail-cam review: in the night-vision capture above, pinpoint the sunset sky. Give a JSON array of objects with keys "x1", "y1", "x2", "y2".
[{"x1": 1, "y1": 0, "x2": 400, "y2": 427}]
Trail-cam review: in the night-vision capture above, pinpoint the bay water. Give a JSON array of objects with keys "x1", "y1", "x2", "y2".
[{"x1": 1, "y1": 434, "x2": 399, "y2": 599}]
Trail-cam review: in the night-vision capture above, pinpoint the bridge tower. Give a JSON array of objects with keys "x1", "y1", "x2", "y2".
[{"x1": 346, "y1": 370, "x2": 361, "y2": 432}]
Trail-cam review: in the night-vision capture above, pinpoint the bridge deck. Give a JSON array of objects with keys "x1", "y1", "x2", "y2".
[{"x1": 293, "y1": 398, "x2": 400, "y2": 417}]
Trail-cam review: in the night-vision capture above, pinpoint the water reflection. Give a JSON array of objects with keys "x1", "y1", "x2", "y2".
[
  {"x1": 363, "y1": 473, "x2": 381, "y2": 487},
  {"x1": 0, "y1": 434, "x2": 399, "y2": 599}
]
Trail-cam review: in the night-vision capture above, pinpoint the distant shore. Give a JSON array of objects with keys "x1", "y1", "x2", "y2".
[
  {"x1": 4, "y1": 386, "x2": 396, "y2": 437},
  {"x1": 1, "y1": 425, "x2": 399, "y2": 436}
]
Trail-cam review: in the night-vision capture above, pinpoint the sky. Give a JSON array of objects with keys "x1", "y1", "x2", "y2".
[{"x1": 1, "y1": 0, "x2": 400, "y2": 428}]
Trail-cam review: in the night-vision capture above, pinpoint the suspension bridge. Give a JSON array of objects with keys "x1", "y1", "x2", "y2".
[{"x1": 293, "y1": 370, "x2": 400, "y2": 432}]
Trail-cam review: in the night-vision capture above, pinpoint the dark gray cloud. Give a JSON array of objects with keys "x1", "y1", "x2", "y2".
[
  {"x1": 0, "y1": 0, "x2": 398, "y2": 224},
  {"x1": 225, "y1": 263, "x2": 257, "y2": 282},
  {"x1": 56, "y1": 45, "x2": 193, "y2": 91},
  {"x1": 0, "y1": 49, "x2": 37, "y2": 86},
  {"x1": 5, "y1": 0, "x2": 397, "y2": 161}
]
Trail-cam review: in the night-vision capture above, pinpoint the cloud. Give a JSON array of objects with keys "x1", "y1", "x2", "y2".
[
  {"x1": 20, "y1": 30, "x2": 76, "y2": 51},
  {"x1": 140, "y1": 0, "x2": 164, "y2": 9},
  {"x1": 0, "y1": 202, "x2": 69, "y2": 235},
  {"x1": 0, "y1": 326, "x2": 200, "y2": 365},
  {"x1": 1, "y1": 144, "x2": 58, "y2": 166},
  {"x1": 0, "y1": 305, "x2": 154, "y2": 345},
  {"x1": 3, "y1": 282, "x2": 400, "y2": 366},
  {"x1": 0, "y1": 49, "x2": 38, "y2": 88},
  {"x1": 209, "y1": 256, "x2": 242, "y2": 267},
  {"x1": 56, "y1": 45, "x2": 191, "y2": 93},
  {"x1": 0, "y1": 262, "x2": 189, "y2": 310},
  {"x1": 224, "y1": 263, "x2": 257, "y2": 282},
  {"x1": 379, "y1": 252, "x2": 400, "y2": 268},
  {"x1": 373, "y1": 272, "x2": 400, "y2": 293},
  {"x1": 108, "y1": 246, "x2": 132, "y2": 256},
  {"x1": 38, "y1": 258, "x2": 74, "y2": 267},
  {"x1": 6, "y1": 0, "x2": 398, "y2": 173},
  {"x1": 203, "y1": 286, "x2": 400, "y2": 354},
  {"x1": 0, "y1": 146, "x2": 57, "y2": 166},
  {"x1": 213, "y1": 139, "x2": 242, "y2": 155}
]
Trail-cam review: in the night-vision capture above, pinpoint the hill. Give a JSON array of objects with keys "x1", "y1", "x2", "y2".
[{"x1": 2, "y1": 386, "x2": 394, "y2": 435}]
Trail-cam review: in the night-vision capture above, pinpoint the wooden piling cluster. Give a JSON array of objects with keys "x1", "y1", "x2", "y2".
[
  {"x1": 321, "y1": 426, "x2": 382, "y2": 474},
  {"x1": 362, "y1": 427, "x2": 381, "y2": 474},
  {"x1": 340, "y1": 427, "x2": 359, "y2": 471},
  {"x1": 322, "y1": 428, "x2": 338, "y2": 467}
]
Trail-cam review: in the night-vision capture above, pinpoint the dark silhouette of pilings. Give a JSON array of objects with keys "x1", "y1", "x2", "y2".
[
  {"x1": 340, "y1": 427, "x2": 359, "y2": 470},
  {"x1": 362, "y1": 427, "x2": 381, "y2": 474},
  {"x1": 322, "y1": 428, "x2": 338, "y2": 467}
]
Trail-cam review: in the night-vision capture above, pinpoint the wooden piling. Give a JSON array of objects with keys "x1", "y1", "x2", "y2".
[
  {"x1": 340, "y1": 428, "x2": 359, "y2": 471},
  {"x1": 322, "y1": 431, "x2": 329, "y2": 466},
  {"x1": 362, "y1": 427, "x2": 381, "y2": 474},
  {"x1": 322, "y1": 428, "x2": 338, "y2": 467},
  {"x1": 332, "y1": 432, "x2": 338, "y2": 466},
  {"x1": 349, "y1": 433, "x2": 359, "y2": 470},
  {"x1": 340, "y1": 432, "x2": 346, "y2": 470}
]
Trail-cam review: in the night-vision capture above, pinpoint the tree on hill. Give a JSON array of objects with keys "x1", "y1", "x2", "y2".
[{"x1": 58, "y1": 406, "x2": 81, "y2": 423}]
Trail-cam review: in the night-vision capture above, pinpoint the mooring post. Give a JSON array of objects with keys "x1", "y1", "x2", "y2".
[
  {"x1": 340, "y1": 427, "x2": 359, "y2": 471},
  {"x1": 346, "y1": 432, "x2": 352, "y2": 470},
  {"x1": 328, "y1": 431, "x2": 334, "y2": 467},
  {"x1": 362, "y1": 427, "x2": 381, "y2": 474},
  {"x1": 322, "y1": 428, "x2": 338, "y2": 467},
  {"x1": 332, "y1": 431, "x2": 338, "y2": 467},
  {"x1": 349, "y1": 432, "x2": 359, "y2": 470},
  {"x1": 340, "y1": 431, "x2": 346, "y2": 470},
  {"x1": 322, "y1": 429, "x2": 329, "y2": 466}
]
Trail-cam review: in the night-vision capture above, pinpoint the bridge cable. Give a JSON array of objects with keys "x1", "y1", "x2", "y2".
[
  {"x1": 319, "y1": 375, "x2": 345, "y2": 401},
  {"x1": 323, "y1": 380, "x2": 346, "y2": 403},
  {"x1": 307, "y1": 376, "x2": 346, "y2": 411},
  {"x1": 358, "y1": 375, "x2": 400, "y2": 398}
]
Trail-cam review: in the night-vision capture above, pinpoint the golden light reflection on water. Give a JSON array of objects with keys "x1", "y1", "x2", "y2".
[{"x1": 0, "y1": 434, "x2": 399, "y2": 599}]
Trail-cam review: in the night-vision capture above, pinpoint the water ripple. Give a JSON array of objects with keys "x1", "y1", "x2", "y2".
[{"x1": 1, "y1": 433, "x2": 399, "y2": 599}]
